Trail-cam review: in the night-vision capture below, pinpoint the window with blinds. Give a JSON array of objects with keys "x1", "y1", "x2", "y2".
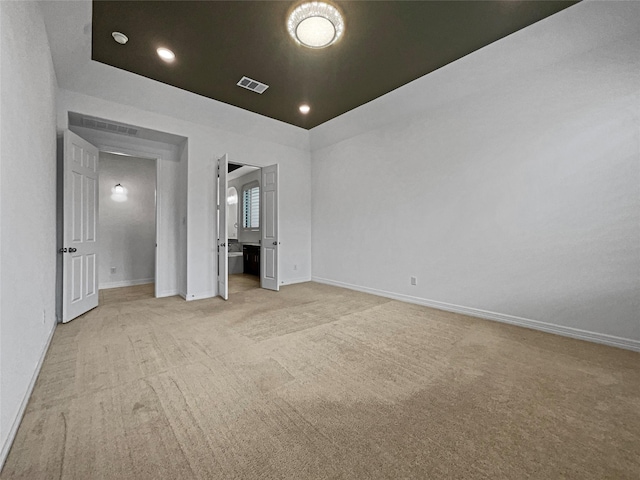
[{"x1": 242, "y1": 182, "x2": 260, "y2": 229}]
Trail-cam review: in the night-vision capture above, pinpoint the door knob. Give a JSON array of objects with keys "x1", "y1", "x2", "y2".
[
  {"x1": 273, "y1": 241, "x2": 277, "y2": 245},
  {"x1": 69, "y1": 247, "x2": 77, "y2": 253},
  {"x1": 59, "y1": 247, "x2": 67, "y2": 253}
]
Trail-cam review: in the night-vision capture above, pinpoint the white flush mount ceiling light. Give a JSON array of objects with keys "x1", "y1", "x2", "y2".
[
  {"x1": 287, "y1": 2, "x2": 344, "y2": 49},
  {"x1": 156, "y1": 47, "x2": 175, "y2": 62},
  {"x1": 299, "y1": 104, "x2": 311, "y2": 114},
  {"x1": 112, "y1": 32, "x2": 128, "y2": 45}
]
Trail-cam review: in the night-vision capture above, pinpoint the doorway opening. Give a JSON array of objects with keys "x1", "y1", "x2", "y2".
[
  {"x1": 97, "y1": 152, "x2": 157, "y2": 295},
  {"x1": 217, "y1": 158, "x2": 279, "y2": 300},
  {"x1": 228, "y1": 163, "x2": 261, "y2": 295},
  {"x1": 58, "y1": 113, "x2": 187, "y2": 323}
]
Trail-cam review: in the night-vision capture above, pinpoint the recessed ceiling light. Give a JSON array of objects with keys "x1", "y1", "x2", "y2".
[
  {"x1": 287, "y1": 2, "x2": 344, "y2": 49},
  {"x1": 299, "y1": 104, "x2": 311, "y2": 114},
  {"x1": 157, "y1": 47, "x2": 175, "y2": 62},
  {"x1": 111, "y1": 32, "x2": 128, "y2": 45}
]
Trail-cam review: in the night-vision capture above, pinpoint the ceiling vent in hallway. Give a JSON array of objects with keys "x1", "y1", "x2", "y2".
[
  {"x1": 237, "y1": 76, "x2": 269, "y2": 94},
  {"x1": 81, "y1": 117, "x2": 139, "y2": 136},
  {"x1": 68, "y1": 112, "x2": 139, "y2": 137}
]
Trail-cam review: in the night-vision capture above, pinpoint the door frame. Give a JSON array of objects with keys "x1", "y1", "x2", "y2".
[
  {"x1": 68, "y1": 136, "x2": 161, "y2": 298},
  {"x1": 97, "y1": 145, "x2": 160, "y2": 297},
  {"x1": 217, "y1": 154, "x2": 228, "y2": 300},
  {"x1": 219, "y1": 160, "x2": 280, "y2": 295}
]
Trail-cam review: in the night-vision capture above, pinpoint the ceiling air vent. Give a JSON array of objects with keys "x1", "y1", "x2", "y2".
[
  {"x1": 237, "y1": 76, "x2": 269, "y2": 94},
  {"x1": 80, "y1": 116, "x2": 138, "y2": 136}
]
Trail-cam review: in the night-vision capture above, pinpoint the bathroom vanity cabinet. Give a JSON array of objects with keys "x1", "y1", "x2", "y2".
[{"x1": 243, "y1": 245, "x2": 260, "y2": 276}]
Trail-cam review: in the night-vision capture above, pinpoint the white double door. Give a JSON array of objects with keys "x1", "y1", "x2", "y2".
[{"x1": 217, "y1": 156, "x2": 279, "y2": 300}]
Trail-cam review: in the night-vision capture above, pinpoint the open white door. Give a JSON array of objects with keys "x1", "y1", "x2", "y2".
[
  {"x1": 62, "y1": 131, "x2": 99, "y2": 323},
  {"x1": 217, "y1": 154, "x2": 229, "y2": 300},
  {"x1": 261, "y1": 164, "x2": 279, "y2": 291}
]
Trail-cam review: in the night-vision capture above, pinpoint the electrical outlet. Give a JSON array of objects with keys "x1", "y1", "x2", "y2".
[
  {"x1": 111, "y1": 267, "x2": 116, "y2": 274},
  {"x1": 294, "y1": 264, "x2": 298, "y2": 271},
  {"x1": 410, "y1": 276, "x2": 417, "y2": 286},
  {"x1": 42, "y1": 309, "x2": 46, "y2": 324}
]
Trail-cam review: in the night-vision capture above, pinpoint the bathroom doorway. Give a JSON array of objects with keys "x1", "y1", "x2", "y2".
[{"x1": 217, "y1": 157, "x2": 279, "y2": 300}]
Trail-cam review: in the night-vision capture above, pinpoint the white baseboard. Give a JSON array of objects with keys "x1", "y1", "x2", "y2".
[
  {"x1": 311, "y1": 277, "x2": 640, "y2": 352},
  {"x1": 99, "y1": 278, "x2": 154, "y2": 290},
  {"x1": 1, "y1": 324, "x2": 56, "y2": 470},
  {"x1": 156, "y1": 290, "x2": 179, "y2": 298},
  {"x1": 185, "y1": 291, "x2": 215, "y2": 301},
  {"x1": 281, "y1": 276, "x2": 311, "y2": 286}
]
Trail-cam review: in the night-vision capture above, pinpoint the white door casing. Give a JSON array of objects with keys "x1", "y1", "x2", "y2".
[
  {"x1": 62, "y1": 131, "x2": 99, "y2": 322},
  {"x1": 261, "y1": 164, "x2": 279, "y2": 291},
  {"x1": 217, "y1": 154, "x2": 229, "y2": 300}
]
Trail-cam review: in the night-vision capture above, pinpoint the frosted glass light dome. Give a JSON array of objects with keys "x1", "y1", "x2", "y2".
[{"x1": 287, "y1": 2, "x2": 344, "y2": 48}]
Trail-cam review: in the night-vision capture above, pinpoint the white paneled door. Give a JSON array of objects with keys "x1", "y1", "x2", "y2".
[
  {"x1": 261, "y1": 164, "x2": 279, "y2": 291},
  {"x1": 217, "y1": 154, "x2": 229, "y2": 300},
  {"x1": 62, "y1": 131, "x2": 99, "y2": 322}
]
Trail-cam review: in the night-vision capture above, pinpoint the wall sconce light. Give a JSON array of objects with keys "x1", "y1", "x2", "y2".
[{"x1": 111, "y1": 183, "x2": 127, "y2": 202}]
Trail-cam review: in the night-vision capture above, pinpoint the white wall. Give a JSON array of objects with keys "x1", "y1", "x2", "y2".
[
  {"x1": 310, "y1": 1, "x2": 640, "y2": 350},
  {"x1": 98, "y1": 153, "x2": 156, "y2": 288},
  {"x1": 0, "y1": 1, "x2": 58, "y2": 466},
  {"x1": 58, "y1": 89, "x2": 312, "y2": 298}
]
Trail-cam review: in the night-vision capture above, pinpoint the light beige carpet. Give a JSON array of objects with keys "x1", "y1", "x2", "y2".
[{"x1": 2, "y1": 280, "x2": 639, "y2": 479}]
